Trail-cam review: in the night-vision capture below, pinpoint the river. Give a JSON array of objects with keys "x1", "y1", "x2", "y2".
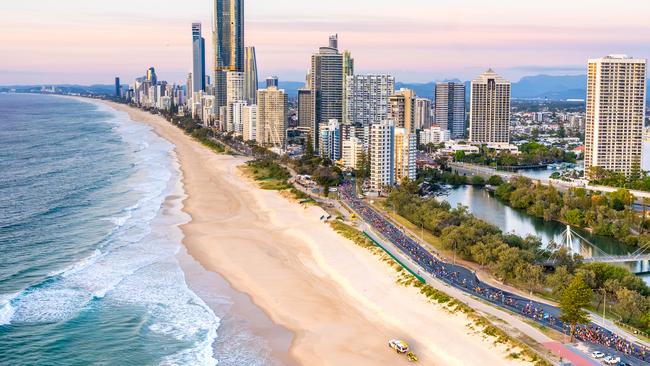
[{"x1": 436, "y1": 185, "x2": 650, "y2": 279}]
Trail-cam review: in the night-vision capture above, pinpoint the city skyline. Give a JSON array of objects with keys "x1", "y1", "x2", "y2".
[{"x1": 3, "y1": 0, "x2": 650, "y2": 85}]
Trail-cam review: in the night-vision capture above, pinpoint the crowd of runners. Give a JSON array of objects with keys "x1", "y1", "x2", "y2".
[{"x1": 339, "y1": 181, "x2": 650, "y2": 364}]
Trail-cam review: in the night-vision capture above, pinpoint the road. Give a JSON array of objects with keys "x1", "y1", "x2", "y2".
[{"x1": 339, "y1": 181, "x2": 649, "y2": 365}]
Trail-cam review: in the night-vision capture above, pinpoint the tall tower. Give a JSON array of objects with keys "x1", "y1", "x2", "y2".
[
  {"x1": 342, "y1": 50, "x2": 354, "y2": 123},
  {"x1": 370, "y1": 120, "x2": 395, "y2": 193},
  {"x1": 388, "y1": 89, "x2": 416, "y2": 135},
  {"x1": 192, "y1": 22, "x2": 206, "y2": 95},
  {"x1": 469, "y1": 69, "x2": 510, "y2": 144},
  {"x1": 310, "y1": 36, "x2": 343, "y2": 150},
  {"x1": 244, "y1": 46, "x2": 258, "y2": 104},
  {"x1": 257, "y1": 86, "x2": 288, "y2": 149},
  {"x1": 346, "y1": 74, "x2": 395, "y2": 127},
  {"x1": 415, "y1": 98, "x2": 432, "y2": 130},
  {"x1": 585, "y1": 55, "x2": 646, "y2": 177},
  {"x1": 214, "y1": 0, "x2": 244, "y2": 109},
  {"x1": 435, "y1": 82, "x2": 466, "y2": 139}
]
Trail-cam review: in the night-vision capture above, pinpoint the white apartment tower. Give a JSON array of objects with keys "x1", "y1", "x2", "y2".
[
  {"x1": 242, "y1": 104, "x2": 258, "y2": 142},
  {"x1": 394, "y1": 127, "x2": 417, "y2": 183},
  {"x1": 585, "y1": 55, "x2": 647, "y2": 177},
  {"x1": 369, "y1": 120, "x2": 395, "y2": 193},
  {"x1": 345, "y1": 75, "x2": 395, "y2": 126},
  {"x1": 226, "y1": 71, "x2": 245, "y2": 132},
  {"x1": 342, "y1": 137, "x2": 364, "y2": 170},
  {"x1": 469, "y1": 70, "x2": 510, "y2": 144},
  {"x1": 257, "y1": 86, "x2": 288, "y2": 148}
]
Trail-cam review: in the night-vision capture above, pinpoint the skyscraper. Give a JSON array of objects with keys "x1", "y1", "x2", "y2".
[
  {"x1": 310, "y1": 37, "x2": 343, "y2": 149},
  {"x1": 192, "y1": 22, "x2": 206, "y2": 95},
  {"x1": 115, "y1": 77, "x2": 121, "y2": 98},
  {"x1": 435, "y1": 82, "x2": 466, "y2": 139},
  {"x1": 388, "y1": 89, "x2": 416, "y2": 134},
  {"x1": 298, "y1": 89, "x2": 313, "y2": 130},
  {"x1": 585, "y1": 55, "x2": 647, "y2": 177},
  {"x1": 342, "y1": 50, "x2": 354, "y2": 123},
  {"x1": 415, "y1": 98, "x2": 432, "y2": 130},
  {"x1": 469, "y1": 69, "x2": 510, "y2": 144},
  {"x1": 369, "y1": 120, "x2": 395, "y2": 193},
  {"x1": 146, "y1": 67, "x2": 157, "y2": 85},
  {"x1": 242, "y1": 104, "x2": 258, "y2": 141},
  {"x1": 214, "y1": 0, "x2": 244, "y2": 109},
  {"x1": 345, "y1": 75, "x2": 395, "y2": 126},
  {"x1": 226, "y1": 71, "x2": 245, "y2": 132},
  {"x1": 394, "y1": 127, "x2": 417, "y2": 183},
  {"x1": 257, "y1": 86, "x2": 288, "y2": 148},
  {"x1": 244, "y1": 46, "x2": 258, "y2": 104}
]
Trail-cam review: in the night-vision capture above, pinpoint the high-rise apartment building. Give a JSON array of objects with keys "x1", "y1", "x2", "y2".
[
  {"x1": 369, "y1": 120, "x2": 395, "y2": 193},
  {"x1": 585, "y1": 55, "x2": 647, "y2": 177},
  {"x1": 298, "y1": 89, "x2": 313, "y2": 130},
  {"x1": 342, "y1": 137, "x2": 364, "y2": 170},
  {"x1": 244, "y1": 46, "x2": 258, "y2": 104},
  {"x1": 230, "y1": 101, "x2": 247, "y2": 135},
  {"x1": 469, "y1": 69, "x2": 510, "y2": 144},
  {"x1": 342, "y1": 50, "x2": 354, "y2": 123},
  {"x1": 394, "y1": 127, "x2": 417, "y2": 183},
  {"x1": 226, "y1": 71, "x2": 245, "y2": 132},
  {"x1": 415, "y1": 98, "x2": 432, "y2": 130},
  {"x1": 388, "y1": 89, "x2": 416, "y2": 134},
  {"x1": 257, "y1": 86, "x2": 288, "y2": 148},
  {"x1": 319, "y1": 119, "x2": 342, "y2": 161},
  {"x1": 435, "y1": 82, "x2": 466, "y2": 139},
  {"x1": 242, "y1": 104, "x2": 257, "y2": 141},
  {"x1": 345, "y1": 75, "x2": 395, "y2": 127},
  {"x1": 310, "y1": 37, "x2": 343, "y2": 150},
  {"x1": 214, "y1": 0, "x2": 244, "y2": 109},
  {"x1": 192, "y1": 22, "x2": 206, "y2": 95}
]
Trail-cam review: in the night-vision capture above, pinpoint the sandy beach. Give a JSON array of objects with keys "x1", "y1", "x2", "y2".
[{"x1": 104, "y1": 101, "x2": 534, "y2": 366}]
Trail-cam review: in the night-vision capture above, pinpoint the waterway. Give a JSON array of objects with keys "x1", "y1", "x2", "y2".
[{"x1": 437, "y1": 185, "x2": 650, "y2": 278}]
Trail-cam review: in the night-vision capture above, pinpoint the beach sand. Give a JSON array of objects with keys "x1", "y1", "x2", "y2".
[{"x1": 103, "y1": 101, "x2": 533, "y2": 366}]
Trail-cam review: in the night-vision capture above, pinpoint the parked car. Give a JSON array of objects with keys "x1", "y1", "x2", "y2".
[{"x1": 603, "y1": 355, "x2": 621, "y2": 365}]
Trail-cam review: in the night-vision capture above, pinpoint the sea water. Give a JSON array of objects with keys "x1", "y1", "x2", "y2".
[{"x1": 0, "y1": 94, "x2": 272, "y2": 365}]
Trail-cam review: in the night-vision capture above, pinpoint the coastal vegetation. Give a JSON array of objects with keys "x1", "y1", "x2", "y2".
[
  {"x1": 169, "y1": 115, "x2": 225, "y2": 153},
  {"x1": 453, "y1": 142, "x2": 577, "y2": 168},
  {"x1": 493, "y1": 176, "x2": 650, "y2": 247},
  {"x1": 385, "y1": 180, "x2": 650, "y2": 333},
  {"x1": 589, "y1": 166, "x2": 650, "y2": 193}
]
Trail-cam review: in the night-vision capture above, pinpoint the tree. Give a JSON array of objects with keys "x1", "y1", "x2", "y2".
[
  {"x1": 471, "y1": 175, "x2": 486, "y2": 186},
  {"x1": 546, "y1": 266, "x2": 572, "y2": 297},
  {"x1": 488, "y1": 175, "x2": 505, "y2": 186},
  {"x1": 614, "y1": 288, "x2": 646, "y2": 324},
  {"x1": 454, "y1": 150, "x2": 466, "y2": 162},
  {"x1": 559, "y1": 275, "x2": 593, "y2": 342}
]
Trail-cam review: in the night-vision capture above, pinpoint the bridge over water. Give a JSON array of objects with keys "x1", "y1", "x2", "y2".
[{"x1": 552, "y1": 225, "x2": 650, "y2": 265}]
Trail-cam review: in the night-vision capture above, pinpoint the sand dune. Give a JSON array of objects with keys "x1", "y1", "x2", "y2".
[{"x1": 104, "y1": 101, "x2": 532, "y2": 366}]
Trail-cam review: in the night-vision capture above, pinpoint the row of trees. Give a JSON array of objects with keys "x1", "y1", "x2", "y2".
[
  {"x1": 454, "y1": 142, "x2": 577, "y2": 168},
  {"x1": 494, "y1": 176, "x2": 650, "y2": 246},
  {"x1": 590, "y1": 166, "x2": 650, "y2": 193},
  {"x1": 386, "y1": 181, "x2": 650, "y2": 333}
]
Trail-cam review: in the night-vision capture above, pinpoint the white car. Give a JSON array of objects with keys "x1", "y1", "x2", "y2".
[
  {"x1": 603, "y1": 355, "x2": 621, "y2": 365},
  {"x1": 388, "y1": 339, "x2": 409, "y2": 353},
  {"x1": 591, "y1": 351, "x2": 605, "y2": 359}
]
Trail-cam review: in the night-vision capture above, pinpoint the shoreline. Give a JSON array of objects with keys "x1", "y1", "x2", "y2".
[{"x1": 99, "y1": 100, "x2": 535, "y2": 366}]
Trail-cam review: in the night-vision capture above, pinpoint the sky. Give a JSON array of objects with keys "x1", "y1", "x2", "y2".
[{"x1": 2, "y1": 0, "x2": 650, "y2": 85}]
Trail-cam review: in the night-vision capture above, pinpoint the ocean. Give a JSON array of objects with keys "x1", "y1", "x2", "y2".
[{"x1": 0, "y1": 94, "x2": 280, "y2": 365}]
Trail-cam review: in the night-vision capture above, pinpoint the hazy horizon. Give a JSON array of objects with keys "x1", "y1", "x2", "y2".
[{"x1": 2, "y1": 0, "x2": 650, "y2": 85}]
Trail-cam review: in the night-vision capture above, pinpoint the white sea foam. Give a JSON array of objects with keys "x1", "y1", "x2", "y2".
[{"x1": 0, "y1": 293, "x2": 18, "y2": 325}]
